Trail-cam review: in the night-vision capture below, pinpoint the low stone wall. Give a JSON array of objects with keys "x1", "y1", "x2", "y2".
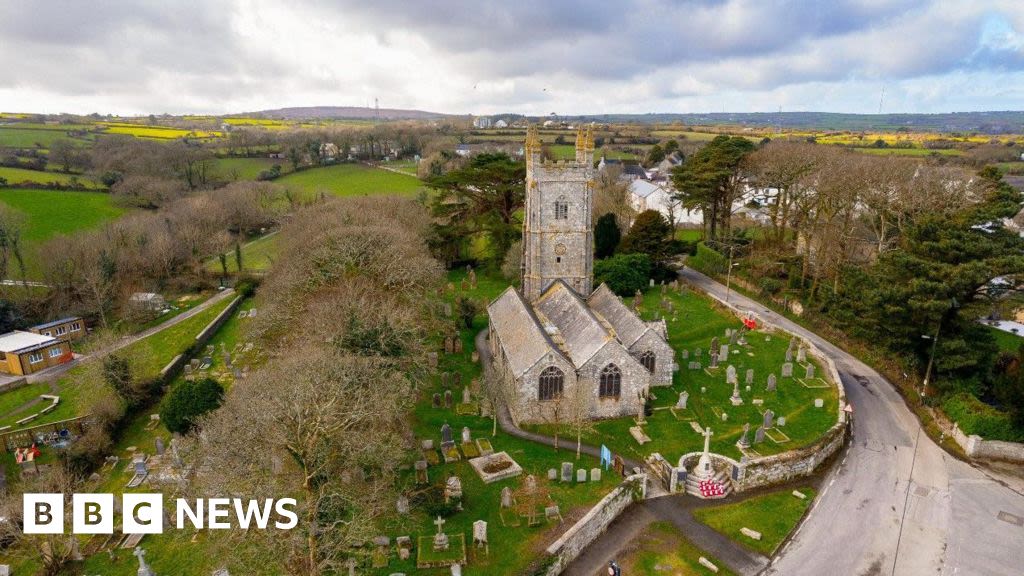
[
  {"x1": 0, "y1": 377, "x2": 27, "y2": 394},
  {"x1": 158, "y1": 293, "x2": 241, "y2": 388},
  {"x1": 541, "y1": 473, "x2": 648, "y2": 576},
  {"x1": 950, "y1": 423, "x2": 1024, "y2": 463},
  {"x1": 195, "y1": 293, "x2": 242, "y2": 343}
]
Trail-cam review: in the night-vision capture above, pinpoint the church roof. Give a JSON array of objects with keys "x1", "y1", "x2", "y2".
[
  {"x1": 534, "y1": 281, "x2": 614, "y2": 367},
  {"x1": 587, "y1": 283, "x2": 651, "y2": 348},
  {"x1": 487, "y1": 286, "x2": 562, "y2": 377}
]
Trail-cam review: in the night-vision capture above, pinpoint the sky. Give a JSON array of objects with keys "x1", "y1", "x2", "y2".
[{"x1": 1, "y1": 0, "x2": 1023, "y2": 117}]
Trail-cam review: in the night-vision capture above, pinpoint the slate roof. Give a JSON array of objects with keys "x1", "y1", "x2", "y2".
[
  {"x1": 587, "y1": 283, "x2": 650, "y2": 348},
  {"x1": 31, "y1": 316, "x2": 81, "y2": 331},
  {"x1": 630, "y1": 179, "x2": 665, "y2": 199},
  {"x1": 534, "y1": 281, "x2": 613, "y2": 367},
  {"x1": 487, "y1": 286, "x2": 561, "y2": 377}
]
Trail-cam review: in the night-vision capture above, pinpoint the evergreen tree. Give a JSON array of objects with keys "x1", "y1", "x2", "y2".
[
  {"x1": 671, "y1": 135, "x2": 754, "y2": 241},
  {"x1": 594, "y1": 213, "x2": 621, "y2": 259},
  {"x1": 620, "y1": 210, "x2": 672, "y2": 263}
]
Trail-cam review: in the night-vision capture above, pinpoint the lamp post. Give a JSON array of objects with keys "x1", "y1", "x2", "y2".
[
  {"x1": 921, "y1": 297, "x2": 959, "y2": 398},
  {"x1": 724, "y1": 245, "x2": 738, "y2": 302}
]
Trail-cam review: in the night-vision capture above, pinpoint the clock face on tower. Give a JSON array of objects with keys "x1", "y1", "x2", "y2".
[{"x1": 554, "y1": 243, "x2": 567, "y2": 256}]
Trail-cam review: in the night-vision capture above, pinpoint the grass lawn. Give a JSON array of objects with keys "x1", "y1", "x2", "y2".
[
  {"x1": 211, "y1": 157, "x2": 290, "y2": 181},
  {"x1": 546, "y1": 144, "x2": 639, "y2": 161},
  {"x1": 676, "y1": 228, "x2": 704, "y2": 242},
  {"x1": 0, "y1": 382, "x2": 50, "y2": 422},
  {"x1": 692, "y1": 487, "x2": 816, "y2": 556},
  {"x1": 276, "y1": 163, "x2": 423, "y2": 199},
  {"x1": 1, "y1": 295, "x2": 236, "y2": 429},
  {"x1": 205, "y1": 232, "x2": 280, "y2": 273},
  {"x1": 527, "y1": 285, "x2": 839, "y2": 463},
  {"x1": 619, "y1": 521, "x2": 738, "y2": 576},
  {"x1": 0, "y1": 188, "x2": 126, "y2": 277},
  {"x1": 987, "y1": 325, "x2": 1023, "y2": 353},
  {"x1": 0, "y1": 127, "x2": 91, "y2": 148},
  {"x1": 0, "y1": 166, "x2": 103, "y2": 188}
]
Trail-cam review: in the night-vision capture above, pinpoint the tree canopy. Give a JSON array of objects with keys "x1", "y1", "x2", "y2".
[{"x1": 671, "y1": 135, "x2": 754, "y2": 242}]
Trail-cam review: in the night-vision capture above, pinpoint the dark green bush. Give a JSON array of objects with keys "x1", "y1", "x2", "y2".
[
  {"x1": 160, "y1": 377, "x2": 225, "y2": 434},
  {"x1": 594, "y1": 253, "x2": 652, "y2": 296}
]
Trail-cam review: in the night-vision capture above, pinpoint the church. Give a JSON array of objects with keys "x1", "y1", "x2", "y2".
[{"x1": 487, "y1": 125, "x2": 674, "y2": 425}]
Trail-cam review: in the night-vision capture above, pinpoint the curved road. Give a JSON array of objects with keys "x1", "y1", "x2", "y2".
[{"x1": 680, "y1": 268, "x2": 1024, "y2": 576}]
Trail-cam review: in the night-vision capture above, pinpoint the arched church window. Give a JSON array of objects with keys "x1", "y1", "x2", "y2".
[
  {"x1": 599, "y1": 364, "x2": 621, "y2": 398},
  {"x1": 539, "y1": 366, "x2": 564, "y2": 401},
  {"x1": 639, "y1": 351, "x2": 656, "y2": 373}
]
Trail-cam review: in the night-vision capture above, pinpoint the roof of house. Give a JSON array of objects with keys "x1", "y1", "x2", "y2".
[
  {"x1": 630, "y1": 179, "x2": 666, "y2": 199},
  {"x1": 31, "y1": 316, "x2": 81, "y2": 331},
  {"x1": 0, "y1": 330, "x2": 58, "y2": 354},
  {"x1": 587, "y1": 284, "x2": 650, "y2": 348},
  {"x1": 487, "y1": 287, "x2": 562, "y2": 377},
  {"x1": 621, "y1": 163, "x2": 648, "y2": 179},
  {"x1": 534, "y1": 281, "x2": 613, "y2": 367}
]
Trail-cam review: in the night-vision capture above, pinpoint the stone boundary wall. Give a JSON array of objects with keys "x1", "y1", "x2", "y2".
[
  {"x1": 158, "y1": 293, "x2": 242, "y2": 387},
  {"x1": 694, "y1": 285, "x2": 850, "y2": 491},
  {"x1": 0, "y1": 377, "x2": 28, "y2": 394},
  {"x1": 541, "y1": 473, "x2": 648, "y2": 576},
  {"x1": 950, "y1": 423, "x2": 1024, "y2": 463}
]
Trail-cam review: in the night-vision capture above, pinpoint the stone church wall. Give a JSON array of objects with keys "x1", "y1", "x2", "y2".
[
  {"x1": 580, "y1": 341, "x2": 648, "y2": 419},
  {"x1": 630, "y1": 328, "x2": 675, "y2": 387}
]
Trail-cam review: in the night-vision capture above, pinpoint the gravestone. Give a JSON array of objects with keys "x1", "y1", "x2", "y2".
[
  {"x1": 223, "y1": 352, "x2": 232, "y2": 367},
  {"x1": 561, "y1": 462, "x2": 574, "y2": 482},
  {"x1": 428, "y1": 352, "x2": 438, "y2": 368},
  {"x1": 444, "y1": 390, "x2": 453, "y2": 409},
  {"x1": 444, "y1": 336, "x2": 454, "y2": 355},
  {"x1": 777, "y1": 416, "x2": 787, "y2": 427},
  {"x1": 432, "y1": 516, "x2": 449, "y2": 551},
  {"x1": 500, "y1": 486, "x2": 513, "y2": 508},
  {"x1": 415, "y1": 460, "x2": 429, "y2": 484},
  {"x1": 134, "y1": 547, "x2": 155, "y2": 576},
  {"x1": 814, "y1": 398, "x2": 824, "y2": 408},
  {"x1": 726, "y1": 365, "x2": 737, "y2": 384},
  {"x1": 721, "y1": 412, "x2": 728, "y2": 422},
  {"x1": 729, "y1": 329, "x2": 738, "y2": 345},
  {"x1": 709, "y1": 352, "x2": 719, "y2": 369},
  {"x1": 441, "y1": 372, "x2": 450, "y2": 387},
  {"x1": 461, "y1": 427, "x2": 471, "y2": 444},
  {"x1": 445, "y1": 475, "x2": 463, "y2": 504},
  {"x1": 473, "y1": 520, "x2": 488, "y2": 547},
  {"x1": 462, "y1": 386, "x2": 471, "y2": 404},
  {"x1": 432, "y1": 393, "x2": 441, "y2": 408},
  {"x1": 719, "y1": 344, "x2": 729, "y2": 358},
  {"x1": 453, "y1": 372, "x2": 462, "y2": 387},
  {"x1": 590, "y1": 468, "x2": 601, "y2": 482},
  {"x1": 805, "y1": 364, "x2": 815, "y2": 379},
  {"x1": 710, "y1": 337, "x2": 719, "y2": 355},
  {"x1": 738, "y1": 423, "x2": 751, "y2": 448},
  {"x1": 422, "y1": 439, "x2": 434, "y2": 450},
  {"x1": 781, "y1": 363, "x2": 793, "y2": 377},
  {"x1": 754, "y1": 426, "x2": 766, "y2": 444},
  {"x1": 525, "y1": 474, "x2": 538, "y2": 492},
  {"x1": 676, "y1": 391, "x2": 689, "y2": 410},
  {"x1": 695, "y1": 347, "x2": 702, "y2": 357},
  {"x1": 440, "y1": 424, "x2": 454, "y2": 448},
  {"x1": 785, "y1": 348, "x2": 793, "y2": 362},
  {"x1": 681, "y1": 349, "x2": 689, "y2": 360},
  {"x1": 763, "y1": 409, "x2": 774, "y2": 429},
  {"x1": 397, "y1": 496, "x2": 409, "y2": 514},
  {"x1": 454, "y1": 338, "x2": 463, "y2": 354},
  {"x1": 745, "y1": 369, "x2": 754, "y2": 385},
  {"x1": 548, "y1": 468, "x2": 557, "y2": 480},
  {"x1": 577, "y1": 469, "x2": 587, "y2": 482},
  {"x1": 766, "y1": 374, "x2": 777, "y2": 392},
  {"x1": 730, "y1": 380, "x2": 743, "y2": 406},
  {"x1": 797, "y1": 347, "x2": 807, "y2": 363},
  {"x1": 155, "y1": 437, "x2": 165, "y2": 456}
]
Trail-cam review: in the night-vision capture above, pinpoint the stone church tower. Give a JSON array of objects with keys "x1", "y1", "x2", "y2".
[{"x1": 521, "y1": 124, "x2": 595, "y2": 301}]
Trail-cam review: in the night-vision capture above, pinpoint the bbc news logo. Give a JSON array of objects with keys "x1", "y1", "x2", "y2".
[{"x1": 23, "y1": 494, "x2": 298, "y2": 534}]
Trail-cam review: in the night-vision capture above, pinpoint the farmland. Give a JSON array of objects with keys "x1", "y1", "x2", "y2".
[
  {"x1": 276, "y1": 163, "x2": 423, "y2": 198},
  {"x1": 211, "y1": 157, "x2": 289, "y2": 181},
  {"x1": 0, "y1": 127, "x2": 92, "y2": 148},
  {"x1": 100, "y1": 122, "x2": 220, "y2": 139},
  {"x1": 0, "y1": 166, "x2": 103, "y2": 188}
]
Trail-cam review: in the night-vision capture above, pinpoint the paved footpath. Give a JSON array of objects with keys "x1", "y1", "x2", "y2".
[{"x1": 680, "y1": 267, "x2": 1024, "y2": 576}]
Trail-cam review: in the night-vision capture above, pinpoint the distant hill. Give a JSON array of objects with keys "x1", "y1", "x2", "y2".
[
  {"x1": 244, "y1": 106, "x2": 449, "y2": 121},
  {"x1": 562, "y1": 111, "x2": 1024, "y2": 134}
]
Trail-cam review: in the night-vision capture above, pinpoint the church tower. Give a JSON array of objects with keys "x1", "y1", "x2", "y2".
[{"x1": 521, "y1": 124, "x2": 595, "y2": 301}]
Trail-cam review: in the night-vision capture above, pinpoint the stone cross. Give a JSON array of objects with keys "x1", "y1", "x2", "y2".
[
  {"x1": 738, "y1": 423, "x2": 751, "y2": 448},
  {"x1": 710, "y1": 337, "x2": 720, "y2": 354},
  {"x1": 702, "y1": 427, "x2": 713, "y2": 456},
  {"x1": 709, "y1": 352, "x2": 719, "y2": 369},
  {"x1": 134, "y1": 547, "x2": 155, "y2": 576},
  {"x1": 434, "y1": 515, "x2": 446, "y2": 533}
]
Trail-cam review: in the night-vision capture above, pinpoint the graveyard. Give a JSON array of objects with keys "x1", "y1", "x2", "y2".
[{"x1": 527, "y1": 283, "x2": 841, "y2": 465}]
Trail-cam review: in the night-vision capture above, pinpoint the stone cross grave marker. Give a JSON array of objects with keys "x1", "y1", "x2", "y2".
[
  {"x1": 433, "y1": 516, "x2": 449, "y2": 551},
  {"x1": 134, "y1": 547, "x2": 155, "y2": 576},
  {"x1": 738, "y1": 423, "x2": 751, "y2": 448}
]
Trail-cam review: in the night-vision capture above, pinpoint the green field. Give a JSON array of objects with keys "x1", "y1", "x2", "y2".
[
  {"x1": 692, "y1": 487, "x2": 816, "y2": 556},
  {"x1": 276, "y1": 163, "x2": 423, "y2": 198},
  {"x1": 0, "y1": 166, "x2": 102, "y2": 188},
  {"x1": 986, "y1": 325, "x2": 1023, "y2": 353},
  {"x1": 206, "y1": 232, "x2": 280, "y2": 273},
  {"x1": 0, "y1": 127, "x2": 90, "y2": 148},
  {"x1": 211, "y1": 157, "x2": 289, "y2": 181},
  {"x1": 546, "y1": 144, "x2": 640, "y2": 161},
  {"x1": 0, "y1": 188, "x2": 126, "y2": 277},
  {"x1": 852, "y1": 147, "x2": 962, "y2": 157},
  {"x1": 622, "y1": 521, "x2": 738, "y2": 575}
]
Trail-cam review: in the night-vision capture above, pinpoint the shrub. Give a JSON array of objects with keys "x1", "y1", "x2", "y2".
[
  {"x1": 160, "y1": 377, "x2": 225, "y2": 434},
  {"x1": 620, "y1": 210, "x2": 672, "y2": 262},
  {"x1": 688, "y1": 242, "x2": 727, "y2": 275},
  {"x1": 759, "y1": 277, "x2": 783, "y2": 296},
  {"x1": 942, "y1": 392, "x2": 1023, "y2": 442},
  {"x1": 594, "y1": 253, "x2": 652, "y2": 296}
]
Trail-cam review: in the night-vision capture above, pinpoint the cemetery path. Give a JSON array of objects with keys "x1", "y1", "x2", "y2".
[
  {"x1": 24, "y1": 288, "x2": 237, "y2": 385},
  {"x1": 680, "y1": 267, "x2": 1024, "y2": 576}
]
